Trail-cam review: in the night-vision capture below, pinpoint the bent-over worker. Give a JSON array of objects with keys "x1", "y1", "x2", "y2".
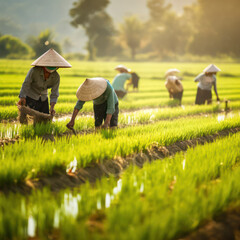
[
  {"x1": 112, "y1": 65, "x2": 131, "y2": 98},
  {"x1": 18, "y1": 48, "x2": 71, "y2": 115},
  {"x1": 67, "y1": 77, "x2": 119, "y2": 130},
  {"x1": 165, "y1": 68, "x2": 183, "y2": 105}
]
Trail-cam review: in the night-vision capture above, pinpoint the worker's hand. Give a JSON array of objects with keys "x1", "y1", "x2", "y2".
[
  {"x1": 102, "y1": 122, "x2": 110, "y2": 129},
  {"x1": 50, "y1": 107, "x2": 55, "y2": 116},
  {"x1": 50, "y1": 102, "x2": 56, "y2": 116},
  {"x1": 217, "y1": 97, "x2": 220, "y2": 102},
  {"x1": 66, "y1": 120, "x2": 75, "y2": 130},
  {"x1": 18, "y1": 98, "x2": 26, "y2": 106}
]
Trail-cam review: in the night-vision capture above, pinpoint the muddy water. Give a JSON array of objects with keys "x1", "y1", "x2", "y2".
[
  {"x1": 26, "y1": 179, "x2": 122, "y2": 237},
  {"x1": 217, "y1": 111, "x2": 240, "y2": 122}
]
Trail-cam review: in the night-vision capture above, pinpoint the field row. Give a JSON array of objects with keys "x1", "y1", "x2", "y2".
[
  {"x1": 1, "y1": 103, "x2": 239, "y2": 139},
  {"x1": 0, "y1": 114, "x2": 239, "y2": 188},
  {"x1": 1, "y1": 132, "x2": 240, "y2": 240}
]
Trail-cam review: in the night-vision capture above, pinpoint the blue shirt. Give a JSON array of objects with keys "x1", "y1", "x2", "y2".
[
  {"x1": 75, "y1": 80, "x2": 118, "y2": 114},
  {"x1": 112, "y1": 73, "x2": 131, "y2": 92}
]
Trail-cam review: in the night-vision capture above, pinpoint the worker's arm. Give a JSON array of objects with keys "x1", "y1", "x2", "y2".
[
  {"x1": 213, "y1": 81, "x2": 220, "y2": 101},
  {"x1": 50, "y1": 75, "x2": 60, "y2": 107},
  {"x1": 102, "y1": 83, "x2": 116, "y2": 128},
  {"x1": 18, "y1": 68, "x2": 34, "y2": 105},
  {"x1": 102, "y1": 114, "x2": 112, "y2": 129},
  {"x1": 67, "y1": 108, "x2": 79, "y2": 129},
  {"x1": 50, "y1": 102, "x2": 56, "y2": 115},
  {"x1": 194, "y1": 73, "x2": 203, "y2": 82},
  {"x1": 66, "y1": 100, "x2": 85, "y2": 129}
]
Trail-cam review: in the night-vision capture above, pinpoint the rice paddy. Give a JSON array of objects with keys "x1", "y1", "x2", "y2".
[{"x1": 0, "y1": 59, "x2": 240, "y2": 239}]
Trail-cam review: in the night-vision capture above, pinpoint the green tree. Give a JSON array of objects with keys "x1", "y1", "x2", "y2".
[
  {"x1": 189, "y1": 0, "x2": 240, "y2": 56},
  {"x1": 146, "y1": 0, "x2": 193, "y2": 58},
  {"x1": 0, "y1": 35, "x2": 33, "y2": 59},
  {"x1": 69, "y1": 0, "x2": 115, "y2": 60},
  {"x1": 147, "y1": 0, "x2": 171, "y2": 23},
  {"x1": 27, "y1": 29, "x2": 62, "y2": 57},
  {"x1": 119, "y1": 16, "x2": 145, "y2": 60}
]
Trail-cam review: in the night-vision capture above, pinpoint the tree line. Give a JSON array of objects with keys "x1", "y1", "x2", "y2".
[{"x1": 0, "y1": 0, "x2": 239, "y2": 60}]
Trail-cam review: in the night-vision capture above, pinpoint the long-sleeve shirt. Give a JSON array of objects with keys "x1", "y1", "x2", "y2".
[
  {"x1": 19, "y1": 67, "x2": 60, "y2": 103},
  {"x1": 75, "y1": 80, "x2": 118, "y2": 114},
  {"x1": 111, "y1": 73, "x2": 131, "y2": 92}
]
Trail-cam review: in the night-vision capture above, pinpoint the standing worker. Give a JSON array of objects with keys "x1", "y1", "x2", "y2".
[
  {"x1": 18, "y1": 48, "x2": 71, "y2": 115},
  {"x1": 66, "y1": 77, "x2": 119, "y2": 130},
  {"x1": 194, "y1": 64, "x2": 221, "y2": 105},
  {"x1": 165, "y1": 68, "x2": 183, "y2": 105},
  {"x1": 112, "y1": 65, "x2": 131, "y2": 99}
]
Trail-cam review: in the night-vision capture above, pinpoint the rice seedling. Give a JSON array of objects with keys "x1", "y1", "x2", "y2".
[
  {"x1": 0, "y1": 114, "x2": 239, "y2": 187},
  {"x1": 0, "y1": 133, "x2": 240, "y2": 239}
]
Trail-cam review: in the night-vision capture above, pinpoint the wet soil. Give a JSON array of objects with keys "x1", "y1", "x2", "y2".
[
  {"x1": 2, "y1": 128, "x2": 240, "y2": 240},
  {"x1": 178, "y1": 206, "x2": 240, "y2": 240},
  {"x1": 1, "y1": 127, "x2": 239, "y2": 195}
]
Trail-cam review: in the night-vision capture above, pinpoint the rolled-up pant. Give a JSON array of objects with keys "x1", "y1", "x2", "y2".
[{"x1": 26, "y1": 96, "x2": 49, "y2": 114}]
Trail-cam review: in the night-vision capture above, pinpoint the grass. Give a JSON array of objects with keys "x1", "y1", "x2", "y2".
[
  {"x1": 0, "y1": 133, "x2": 240, "y2": 239},
  {"x1": 0, "y1": 114, "x2": 239, "y2": 187},
  {"x1": 0, "y1": 60, "x2": 240, "y2": 120},
  {"x1": 0, "y1": 60, "x2": 240, "y2": 240}
]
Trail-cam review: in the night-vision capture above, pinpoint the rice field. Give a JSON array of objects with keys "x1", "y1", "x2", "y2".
[{"x1": 0, "y1": 59, "x2": 240, "y2": 240}]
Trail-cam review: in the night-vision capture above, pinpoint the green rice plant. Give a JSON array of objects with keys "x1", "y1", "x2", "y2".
[
  {"x1": 0, "y1": 114, "x2": 240, "y2": 186},
  {"x1": 0, "y1": 133, "x2": 240, "y2": 239},
  {"x1": 1, "y1": 60, "x2": 240, "y2": 120}
]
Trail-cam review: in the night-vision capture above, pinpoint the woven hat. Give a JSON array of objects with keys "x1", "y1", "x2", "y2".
[
  {"x1": 165, "y1": 68, "x2": 180, "y2": 77},
  {"x1": 31, "y1": 48, "x2": 72, "y2": 68},
  {"x1": 203, "y1": 64, "x2": 221, "y2": 73},
  {"x1": 76, "y1": 78, "x2": 107, "y2": 101},
  {"x1": 114, "y1": 65, "x2": 129, "y2": 72}
]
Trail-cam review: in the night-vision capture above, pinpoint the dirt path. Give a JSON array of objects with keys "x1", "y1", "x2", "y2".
[{"x1": 1, "y1": 127, "x2": 239, "y2": 195}]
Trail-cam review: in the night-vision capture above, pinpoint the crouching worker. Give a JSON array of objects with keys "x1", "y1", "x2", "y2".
[
  {"x1": 18, "y1": 48, "x2": 72, "y2": 115},
  {"x1": 165, "y1": 68, "x2": 183, "y2": 105},
  {"x1": 66, "y1": 77, "x2": 119, "y2": 130}
]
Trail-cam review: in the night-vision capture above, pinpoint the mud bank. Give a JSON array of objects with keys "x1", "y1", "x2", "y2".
[
  {"x1": 1, "y1": 127, "x2": 239, "y2": 195},
  {"x1": 178, "y1": 206, "x2": 240, "y2": 240}
]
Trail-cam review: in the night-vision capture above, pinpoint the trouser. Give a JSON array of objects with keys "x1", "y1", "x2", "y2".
[
  {"x1": 115, "y1": 90, "x2": 127, "y2": 99},
  {"x1": 26, "y1": 96, "x2": 49, "y2": 114},
  {"x1": 195, "y1": 87, "x2": 212, "y2": 105},
  {"x1": 94, "y1": 102, "x2": 119, "y2": 127},
  {"x1": 172, "y1": 90, "x2": 183, "y2": 105}
]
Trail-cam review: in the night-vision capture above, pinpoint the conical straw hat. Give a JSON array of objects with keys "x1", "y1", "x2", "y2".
[
  {"x1": 76, "y1": 78, "x2": 107, "y2": 101},
  {"x1": 165, "y1": 68, "x2": 180, "y2": 77},
  {"x1": 31, "y1": 48, "x2": 72, "y2": 68},
  {"x1": 203, "y1": 64, "x2": 221, "y2": 73},
  {"x1": 114, "y1": 64, "x2": 129, "y2": 72}
]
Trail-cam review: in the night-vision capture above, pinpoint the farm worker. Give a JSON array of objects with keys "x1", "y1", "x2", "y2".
[
  {"x1": 66, "y1": 77, "x2": 119, "y2": 130},
  {"x1": 165, "y1": 68, "x2": 183, "y2": 105},
  {"x1": 18, "y1": 48, "x2": 71, "y2": 115},
  {"x1": 126, "y1": 69, "x2": 140, "y2": 92},
  {"x1": 194, "y1": 64, "x2": 221, "y2": 105},
  {"x1": 112, "y1": 65, "x2": 131, "y2": 99}
]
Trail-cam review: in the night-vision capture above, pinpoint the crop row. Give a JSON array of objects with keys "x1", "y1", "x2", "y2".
[
  {"x1": 0, "y1": 114, "x2": 239, "y2": 187},
  {"x1": 1, "y1": 103, "x2": 239, "y2": 139},
  {"x1": 0, "y1": 132, "x2": 240, "y2": 240}
]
